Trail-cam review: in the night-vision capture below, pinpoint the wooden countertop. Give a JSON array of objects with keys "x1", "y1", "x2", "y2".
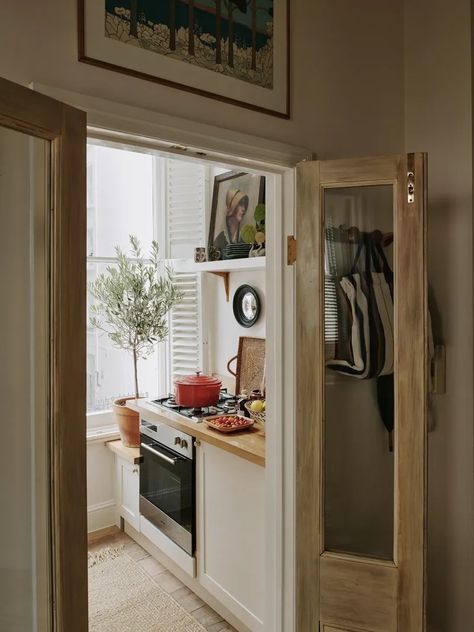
[{"x1": 127, "y1": 399, "x2": 266, "y2": 467}]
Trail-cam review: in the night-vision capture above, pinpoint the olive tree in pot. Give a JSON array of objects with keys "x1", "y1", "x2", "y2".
[{"x1": 89, "y1": 236, "x2": 182, "y2": 447}]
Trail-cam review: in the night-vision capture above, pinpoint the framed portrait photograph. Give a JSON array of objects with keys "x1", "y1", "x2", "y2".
[
  {"x1": 78, "y1": 1, "x2": 289, "y2": 118},
  {"x1": 208, "y1": 171, "x2": 265, "y2": 259}
]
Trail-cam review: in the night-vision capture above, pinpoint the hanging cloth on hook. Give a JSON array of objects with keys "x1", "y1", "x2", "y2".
[{"x1": 326, "y1": 233, "x2": 394, "y2": 379}]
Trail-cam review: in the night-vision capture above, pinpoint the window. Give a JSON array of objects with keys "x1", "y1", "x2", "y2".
[{"x1": 86, "y1": 144, "x2": 205, "y2": 419}]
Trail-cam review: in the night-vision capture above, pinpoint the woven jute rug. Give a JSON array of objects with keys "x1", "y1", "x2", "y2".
[{"x1": 88, "y1": 546, "x2": 206, "y2": 631}]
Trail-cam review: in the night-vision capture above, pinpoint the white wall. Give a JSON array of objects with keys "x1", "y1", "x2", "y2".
[
  {"x1": 204, "y1": 269, "x2": 266, "y2": 392},
  {"x1": 87, "y1": 442, "x2": 117, "y2": 532},
  {"x1": 404, "y1": 1, "x2": 474, "y2": 629}
]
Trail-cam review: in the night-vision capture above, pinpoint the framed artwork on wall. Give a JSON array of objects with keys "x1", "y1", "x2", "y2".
[
  {"x1": 78, "y1": 1, "x2": 290, "y2": 118},
  {"x1": 208, "y1": 171, "x2": 265, "y2": 260}
]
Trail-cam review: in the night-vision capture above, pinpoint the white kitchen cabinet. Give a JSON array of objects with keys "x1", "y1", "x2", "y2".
[
  {"x1": 197, "y1": 441, "x2": 265, "y2": 632},
  {"x1": 115, "y1": 456, "x2": 140, "y2": 531}
]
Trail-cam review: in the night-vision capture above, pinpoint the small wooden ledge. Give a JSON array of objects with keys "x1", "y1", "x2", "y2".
[
  {"x1": 106, "y1": 439, "x2": 141, "y2": 465},
  {"x1": 209, "y1": 270, "x2": 230, "y2": 301}
]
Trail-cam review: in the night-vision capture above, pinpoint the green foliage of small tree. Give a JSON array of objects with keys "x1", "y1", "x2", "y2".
[{"x1": 89, "y1": 236, "x2": 182, "y2": 400}]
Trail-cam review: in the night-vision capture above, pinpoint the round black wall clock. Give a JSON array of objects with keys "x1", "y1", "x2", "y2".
[{"x1": 232, "y1": 285, "x2": 261, "y2": 328}]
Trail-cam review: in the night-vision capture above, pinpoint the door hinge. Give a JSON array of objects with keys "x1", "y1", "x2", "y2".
[{"x1": 287, "y1": 235, "x2": 297, "y2": 265}]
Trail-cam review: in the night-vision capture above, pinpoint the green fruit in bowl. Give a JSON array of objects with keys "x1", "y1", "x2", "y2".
[
  {"x1": 255, "y1": 231, "x2": 265, "y2": 245},
  {"x1": 241, "y1": 224, "x2": 257, "y2": 244},
  {"x1": 250, "y1": 399, "x2": 264, "y2": 413}
]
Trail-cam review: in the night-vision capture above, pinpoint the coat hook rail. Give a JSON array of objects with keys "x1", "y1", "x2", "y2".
[{"x1": 325, "y1": 225, "x2": 394, "y2": 247}]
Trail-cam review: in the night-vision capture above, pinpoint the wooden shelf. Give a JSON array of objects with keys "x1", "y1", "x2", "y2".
[
  {"x1": 169, "y1": 257, "x2": 265, "y2": 302},
  {"x1": 170, "y1": 256, "x2": 265, "y2": 274}
]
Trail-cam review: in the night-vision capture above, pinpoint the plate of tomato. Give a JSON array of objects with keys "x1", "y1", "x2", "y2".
[{"x1": 205, "y1": 414, "x2": 254, "y2": 433}]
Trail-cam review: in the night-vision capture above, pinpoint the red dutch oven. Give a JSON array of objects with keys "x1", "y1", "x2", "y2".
[{"x1": 174, "y1": 371, "x2": 222, "y2": 408}]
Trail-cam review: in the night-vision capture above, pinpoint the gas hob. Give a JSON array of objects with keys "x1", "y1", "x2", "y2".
[{"x1": 149, "y1": 390, "x2": 239, "y2": 422}]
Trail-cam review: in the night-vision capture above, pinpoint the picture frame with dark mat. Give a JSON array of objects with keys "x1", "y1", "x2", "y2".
[
  {"x1": 79, "y1": 0, "x2": 290, "y2": 118},
  {"x1": 208, "y1": 171, "x2": 265, "y2": 260}
]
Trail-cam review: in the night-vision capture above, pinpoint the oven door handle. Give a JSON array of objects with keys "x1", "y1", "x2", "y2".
[{"x1": 140, "y1": 442, "x2": 178, "y2": 465}]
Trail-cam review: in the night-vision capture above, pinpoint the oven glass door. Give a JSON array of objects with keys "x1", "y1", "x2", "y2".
[{"x1": 139, "y1": 434, "x2": 194, "y2": 542}]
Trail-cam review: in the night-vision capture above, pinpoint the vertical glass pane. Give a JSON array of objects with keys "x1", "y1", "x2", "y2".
[
  {"x1": 87, "y1": 144, "x2": 154, "y2": 258},
  {"x1": 324, "y1": 185, "x2": 394, "y2": 560},
  {"x1": 0, "y1": 127, "x2": 50, "y2": 629},
  {"x1": 87, "y1": 262, "x2": 161, "y2": 412}
]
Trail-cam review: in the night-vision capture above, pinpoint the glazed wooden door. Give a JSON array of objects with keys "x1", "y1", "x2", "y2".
[
  {"x1": 295, "y1": 155, "x2": 427, "y2": 632},
  {"x1": 0, "y1": 77, "x2": 87, "y2": 631}
]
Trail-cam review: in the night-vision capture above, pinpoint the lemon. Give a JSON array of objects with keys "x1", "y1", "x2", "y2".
[{"x1": 250, "y1": 399, "x2": 264, "y2": 413}]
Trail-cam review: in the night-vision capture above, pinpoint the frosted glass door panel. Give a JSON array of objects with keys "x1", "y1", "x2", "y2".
[
  {"x1": 324, "y1": 185, "x2": 394, "y2": 561},
  {"x1": 0, "y1": 127, "x2": 50, "y2": 630}
]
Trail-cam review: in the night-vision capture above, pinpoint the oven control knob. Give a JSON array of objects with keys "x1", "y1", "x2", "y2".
[
  {"x1": 181, "y1": 439, "x2": 188, "y2": 449},
  {"x1": 174, "y1": 437, "x2": 182, "y2": 446}
]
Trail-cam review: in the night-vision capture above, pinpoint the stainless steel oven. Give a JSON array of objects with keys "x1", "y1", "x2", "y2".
[{"x1": 139, "y1": 419, "x2": 195, "y2": 555}]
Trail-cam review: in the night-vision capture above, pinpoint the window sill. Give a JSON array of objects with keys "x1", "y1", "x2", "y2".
[{"x1": 86, "y1": 424, "x2": 120, "y2": 444}]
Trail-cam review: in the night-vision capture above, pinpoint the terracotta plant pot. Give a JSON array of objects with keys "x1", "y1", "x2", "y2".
[{"x1": 113, "y1": 397, "x2": 140, "y2": 448}]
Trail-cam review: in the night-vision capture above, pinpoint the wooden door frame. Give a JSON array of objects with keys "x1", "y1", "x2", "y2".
[
  {"x1": 295, "y1": 155, "x2": 428, "y2": 631},
  {"x1": 0, "y1": 77, "x2": 87, "y2": 631}
]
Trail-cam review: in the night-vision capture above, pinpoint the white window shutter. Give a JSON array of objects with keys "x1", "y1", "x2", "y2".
[
  {"x1": 165, "y1": 158, "x2": 206, "y2": 390},
  {"x1": 166, "y1": 159, "x2": 206, "y2": 260},
  {"x1": 169, "y1": 272, "x2": 202, "y2": 386}
]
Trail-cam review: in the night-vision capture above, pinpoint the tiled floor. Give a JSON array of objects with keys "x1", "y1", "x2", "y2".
[{"x1": 88, "y1": 529, "x2": 237, "y2": 632}]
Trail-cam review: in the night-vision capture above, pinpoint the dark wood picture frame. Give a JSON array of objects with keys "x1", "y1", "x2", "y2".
[
  {"x1": 208, "y1": 170, "x2": 265, "y2": 258},
  {"x1": 78, "y1": 0, "x2": 290, "y2": 118}
]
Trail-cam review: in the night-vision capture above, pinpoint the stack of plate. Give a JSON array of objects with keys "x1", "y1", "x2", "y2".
[{"x1": 223, "y1": 243, "x2": 252, "y2": 260}]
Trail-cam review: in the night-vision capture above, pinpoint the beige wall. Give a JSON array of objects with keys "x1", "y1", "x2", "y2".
[
  {"x1": 404, "y1": 1, "x2": 474, "y2": 630},
  {"x1": 0, "y1": 0, "x2": 404, "y2": 157}
]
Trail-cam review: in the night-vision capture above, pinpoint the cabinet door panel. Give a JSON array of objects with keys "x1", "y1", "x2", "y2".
[
  {"x1": 116, "y1": 457, "x2": 140, "y2": 530},
  {"x1": 197, "y1": 442, "x2": 265, "y2": 632},
  {"x1": 320, "y1": 554, "x2": 397, "y2": 632}
]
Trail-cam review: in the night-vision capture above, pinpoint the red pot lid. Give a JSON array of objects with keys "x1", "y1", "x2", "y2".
[{"x1": 175, "y1": 371, "x2": 222, "y2": 387}]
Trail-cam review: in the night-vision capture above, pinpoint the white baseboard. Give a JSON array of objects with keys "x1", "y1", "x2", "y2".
[{"x1": 87, "y1": 500, "x2": 117, "y2": 533}]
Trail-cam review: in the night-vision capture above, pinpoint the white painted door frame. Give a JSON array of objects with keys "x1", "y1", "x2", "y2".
[{"x1": 33, "y1": 83, "x2": 310, "y2": 632}]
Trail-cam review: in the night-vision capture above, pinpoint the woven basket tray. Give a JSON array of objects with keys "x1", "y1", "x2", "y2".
[{"x1": 244, "y1": 402, "x2": 266, "y2": 434}]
